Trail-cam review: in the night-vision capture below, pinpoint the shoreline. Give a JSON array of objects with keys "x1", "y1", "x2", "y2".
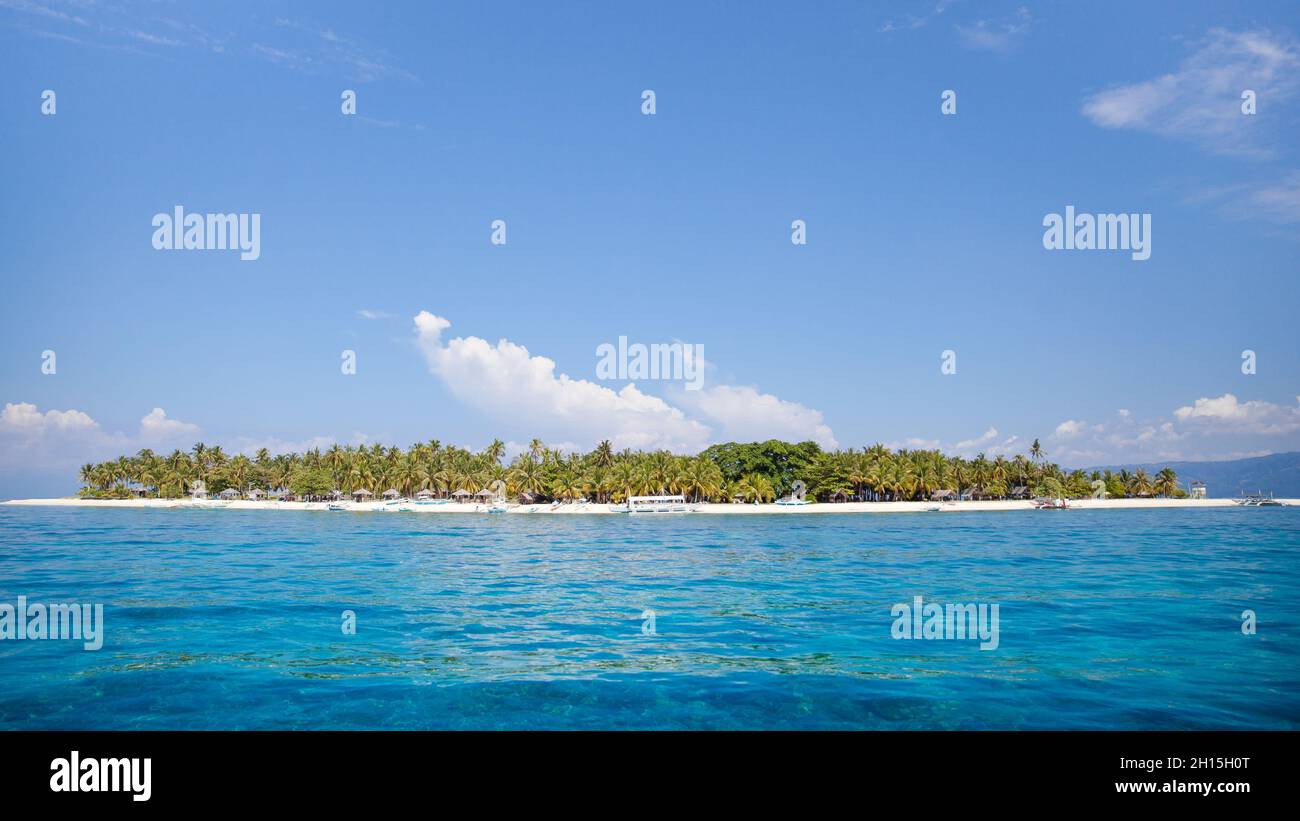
[{"x1": 2, "y1": 497, "x2": 1293, "y2": 514}]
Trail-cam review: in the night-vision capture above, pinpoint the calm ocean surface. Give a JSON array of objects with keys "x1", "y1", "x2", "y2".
[{"x1": 1, "y1": 505, "x2": 1298, "y2": 730}]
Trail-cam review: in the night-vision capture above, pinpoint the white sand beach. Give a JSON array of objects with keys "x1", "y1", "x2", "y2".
[{"x1": 2, "y1": 497, "x2": 1292, "y2": 514}]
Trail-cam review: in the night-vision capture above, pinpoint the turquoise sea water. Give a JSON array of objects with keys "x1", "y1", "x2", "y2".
[{"x1": 1, "y1": 505, "x2": 1297, "y2": 730}]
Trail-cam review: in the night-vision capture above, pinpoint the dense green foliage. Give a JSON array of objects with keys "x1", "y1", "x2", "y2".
[{"x1": 77, "y1": 437, "x2": 1182, "y2": 502}]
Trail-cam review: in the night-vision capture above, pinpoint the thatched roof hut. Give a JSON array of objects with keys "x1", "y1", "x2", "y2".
[
  {"x1": 352, "y1": 489, "x2": 374, "y2": 500},
  {"x1": 382, "y1": 489, "x2": 401, "y2": 499},
  {"x1": 451, "y1": 489, "x2": 471, "y2": 498},
  {"x1": 219, "y1": 488, "x2": 240, "y2": 500},
  {"x1": 415, "y1": 489, "x2": 434, "y2": 500}
]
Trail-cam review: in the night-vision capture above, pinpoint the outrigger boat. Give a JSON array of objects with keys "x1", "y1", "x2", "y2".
[
  {"x1": 327, "y1": 503, "x2": 347, "y2": 511},
  {"x1": 611, "y1": 495, "x2": 692, "y2": 513},
  {"x1": 1032, "y1": 498, "x2": 1070, "y2": 510},
  {"x1": 1233, "y1": 491, "x2": 1285, "y2": 507}
]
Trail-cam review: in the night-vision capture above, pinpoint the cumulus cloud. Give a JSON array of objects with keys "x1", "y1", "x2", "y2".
[
  {"x1": 0, "y1": 402, "x2": 98, "y2": 433},
  {"x1": 411, "y1": 311, "x2": 837, "y2": 452},
  {"x1": 1173, "y1": 393, "x2": 1300, "y2": 434},
  {"x1": 675, "y1": 385, "x2": 837, "y2": 449},
  {"x1": 0, "y1": 402, "x2": 199, "y2": 474},
  {"x1": 139, "y1": 407, "x2": 200, "y2": 441},
  {"x1": 1081, "y1": 29, "x2": 1300, "y2": 157}
]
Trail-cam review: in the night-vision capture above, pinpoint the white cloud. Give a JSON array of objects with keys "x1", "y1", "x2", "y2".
[
  {"x1": 233, "y1": 435, "x2": 349, "y2": 457},
  {"x1": 412, "y1": 311, "x2": 837, "y2": 452},
  {"x1": 414, "y1": 311, "x2": 711, "y2": 452},
  {"x1": 1081, "y1": 29, "x2": 1300, "y2": 157},
  {"x1": 884, "y1": 426, "x2": 1019, "y2": 458},
  {"x1": 879, "y1": 0, "x2": 954, "y2": 34},
  {"x1": 676, "y1": 385, "x2": 838, "y2": 448},
  {"x1": 0, "y1": 402, "x2": 98, "y2": 433},
  {"x1": 1173, "y1": 393, "x2": 1300, "y2": 434},
  {"x1": 953, "y1": 426, "x2": 999, "y2": 451},
  {"x1": 357, "y1": 308, "x2": 393, "y2": 320},
  {"x1": 955, "y1": 6, "x2": 1030, "y2": 52},
  {"x1": 139, "y1": 407, "x2": 199, "y2": 441},
  {"x1": 0, "y1": 403, "x2": 201, "y2": 476}
]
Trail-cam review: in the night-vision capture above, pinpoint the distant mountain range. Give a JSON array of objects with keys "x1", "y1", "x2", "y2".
[{"x1": 1077, "y1": 452, "x2": 1300, "y2": 498}]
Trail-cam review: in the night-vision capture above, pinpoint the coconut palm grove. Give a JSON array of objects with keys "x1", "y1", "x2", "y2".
[{"x1": 76, "y1": 439, "x2": 1183, "y2": 503}]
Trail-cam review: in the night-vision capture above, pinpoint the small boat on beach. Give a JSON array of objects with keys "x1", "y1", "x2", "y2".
[
  {"x1": 1233, "y1": 491, "x2": 1286, "y2": 507},
  {"x1": 1033, "y1": 498, "x2": 1070, "y2": 510},
  {"x1": 611, "y1": 495, "x2": 692, "y2": 514},
  {"x1": 327, "y1": 504, "x2": 347, "y2": 511}
]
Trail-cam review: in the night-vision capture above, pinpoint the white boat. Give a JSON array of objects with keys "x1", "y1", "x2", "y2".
[
  {"x1": 774, "y1": 498, "x2": 811, "y2": 506},
  {"x1": 487, "y1": 504, "x2": 508, "y2": 514},
  {"x1": 1033, "y1": 498, "x2": 1070, "y2": 510},
  {"x1": 414, "y1": 499, "x2": 450, "y2": 506},
  {"x1": 1234, "y1": 492, "x2": 1285, "y2": 507},
  {"x1": 611, "y1": 495, "x2": 692, "y2": 513},
  {"x1": 327, "y1": 503, "x2": 347, "y2": 512}
]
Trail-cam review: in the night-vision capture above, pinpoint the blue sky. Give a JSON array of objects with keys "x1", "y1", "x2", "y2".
[{"x1": 2, "y1": 0, "x2": 1299, "y2": 496}]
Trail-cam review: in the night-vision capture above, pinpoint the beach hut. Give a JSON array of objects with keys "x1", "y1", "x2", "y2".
[
  {"x1": 474, "y1": 489, "x2": 493, "y2": 499},
  {"x1": 247, "y1": 488, "x2": 265, "y2": 501},
  {"x1": 1009, "y1": 486, "x2": 1032, "y2": 500},
  {"x1": 415, "y1": 489, "x2": 434, "y2": 500},
  {"x1": 451, "y1": 489, "x2": 471, "y2": 500},
  {"x1": 352, "y1": 489, "x2": 374, "y2": 501},
  {"x1": 219, "y1": 488, "x2": 241, "y2": 500},
  {"x1": 828, "y1": 490, "x2": 849, "y2": 503},
  {"x1": 382, "y1": 489, "x2": 401, "y2": 500},
  {"x1": 1190, "y1": 481, "x2": 1207, "y2": 499},
  {"x1": 327, "y1": 490, "x2": 344, "y2": 501},
  {"x1": 931, "y1": 489, "x2": 957, "y2": 501}
]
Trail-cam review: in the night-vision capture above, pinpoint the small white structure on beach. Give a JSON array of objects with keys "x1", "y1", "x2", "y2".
[
  {"x1": 1190, "y1": 481, "x2": 1207, "y2": 499},
  {"x1": 190, "y1": 479, "x2": 207, "y2": 500}
]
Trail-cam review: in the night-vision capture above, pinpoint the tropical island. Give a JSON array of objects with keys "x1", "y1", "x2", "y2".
[{"x1": 49, "y1": 438, "x2": 1188, "y2": 503}]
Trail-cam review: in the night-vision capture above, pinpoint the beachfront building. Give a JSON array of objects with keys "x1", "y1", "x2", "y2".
[
  {"x1": 219, "y1": 488, "x2": 240, "y2": 500},
  {"x1": 931, "y1": 489, "x2": 957, "y2": 502},
  {"x1": 352, "y1": 489, "x2": 374, "y2": 502},
  {"x1": 415, "y1": 489, "x2": 434, "y2": 500},
  {"x1": 247, "y1": 488, "x2": 264, "y2": 501},
  {"x1": 1190, "y1": 481, "x2": 1207, "y2": 499},
  {"x1": 451, "y1": 489, "x2": 471, "y2": 500},
  {"x1": 382, "y1": 489, "x2": 401, "y2": 500}
]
